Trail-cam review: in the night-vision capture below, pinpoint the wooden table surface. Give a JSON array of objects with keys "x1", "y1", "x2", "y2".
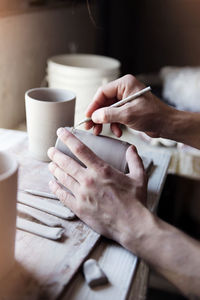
[{"x1": 0, "y1": 128, "x2": 170, "y2": 300}]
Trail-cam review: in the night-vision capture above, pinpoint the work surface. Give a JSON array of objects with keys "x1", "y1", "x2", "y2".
[{"x1": 0, "y1": 129, "x2": 170, "y2": 300}]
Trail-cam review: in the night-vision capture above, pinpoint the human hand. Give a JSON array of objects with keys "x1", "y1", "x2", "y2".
[
  {"x1": 47, "y1": 127, "x2": 150, "y2": 253},
  {"x1": 85, "y1": 74, "x2": 172, "y2": 138}
]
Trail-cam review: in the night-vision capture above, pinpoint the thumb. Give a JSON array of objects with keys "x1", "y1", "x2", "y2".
[
  {"x1": 126, "y1": 145, "x2": 145, "y2": 181},
  {"x1": 92, "y1": 107, "x2": 122, "y2": 124}
]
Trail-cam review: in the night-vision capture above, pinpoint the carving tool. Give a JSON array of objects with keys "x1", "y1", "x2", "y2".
[{"x1": 75, "y1": 86, "x2": 151, "y2": 128}]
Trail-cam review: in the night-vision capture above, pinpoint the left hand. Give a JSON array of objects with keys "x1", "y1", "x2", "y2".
[{"x1": 47, "y1": 127, "x2": 149, "y2": 253}]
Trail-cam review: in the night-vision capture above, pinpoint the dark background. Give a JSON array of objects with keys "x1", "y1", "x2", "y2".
[{"x1": 94, "y1": 0, "x2": 200, "y2": 75}]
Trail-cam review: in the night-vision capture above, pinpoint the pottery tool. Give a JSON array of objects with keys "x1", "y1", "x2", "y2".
[
  {"x1": 23, "y1": 189, "x2": 58, "y2": 200},
  {"x1": 17, "y1": 203, "x2": 62, "y2": 227},
  {"x1": 17, "y1": 217, "x2": 65, "y2": 240},
  {"x1": 75, "y1": 86, "x2": 151, "y2": 128},
  {"x1": 18, "y1": 192, "x2": 76, "y2": 220}
]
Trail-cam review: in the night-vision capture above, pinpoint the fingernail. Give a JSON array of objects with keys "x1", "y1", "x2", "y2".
[
  {"x1": 131, "y1": 145, "x2": 138, "y2": 153},
  {"x1": 49, "y1": 180, "x2": 55, "y2": 189},
  {"x1": 49, "y1": 180, "x2": 54, "y2": 186},
  {"x1": 47, "y1": 147, "x2": 54, "y2": 158},
  {"x1": 57, "y1": 127, "x2": 65, "y2": 136},
  {"x1": 48, "y1": 162, "x2": 54, "y2": 171},
  {"x1": 92, "y1": 111, "x2": 100, "y2": 123}
]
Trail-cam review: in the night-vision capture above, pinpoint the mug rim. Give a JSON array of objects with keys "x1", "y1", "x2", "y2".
[
  {"x1": 0, "y1": 152, "x2": 18, "y2": 181},
  {"x1": 25, "y1": 87, "x2": 76, "y2": 104}
]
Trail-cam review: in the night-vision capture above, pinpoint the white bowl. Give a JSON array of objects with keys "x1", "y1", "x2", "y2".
[
  {"x1": 47, "y1": 70, "x2": 119, "y2": 82},
  {"x1": 47, "y1": 54, "x2": 121, "y2": 78},
  {"x1": 47, "y1": 73, "x2": 119, "y2": 88}
]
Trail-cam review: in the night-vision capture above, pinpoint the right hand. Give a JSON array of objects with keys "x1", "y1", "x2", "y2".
[{"x1": 85, "y1": 74, "x2": 172, "y2": 138}]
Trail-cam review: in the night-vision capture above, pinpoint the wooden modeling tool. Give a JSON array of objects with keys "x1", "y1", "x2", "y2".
[{"x1": 75, "y1": 86, "x2": 151, "y2": 128}]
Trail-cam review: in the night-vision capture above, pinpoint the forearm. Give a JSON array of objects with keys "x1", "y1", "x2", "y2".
[
  {"x1": 124, "y1": 211, "x2": 200, "y2": 297},
  {"x1": 161, "y1": 107, "x2": 200, "y2": 149}
]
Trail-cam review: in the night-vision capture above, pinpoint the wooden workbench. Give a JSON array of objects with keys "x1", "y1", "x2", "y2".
[{"x1": 0, "y1": 128, "x2": 170, "y2": 300}]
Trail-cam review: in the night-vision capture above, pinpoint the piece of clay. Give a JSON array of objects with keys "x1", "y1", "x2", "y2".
[
  {"x1": 17, "y1": 203, "x2": 62, "y2": 227},
  {"x1": 18, "y1": 192, "x2": 76, "y2": 220},
  {"x1": 56, "y1": 128, "x2": 130, "y2": 173},
  {"x1": 16, "y1": 217, "x2": 65, "y2": 240},
  {"x1": 83, "y1": 259, "x2": 108, "y2": 287},
  {"x1": 24, "y1": 189, "x2": 58, "y2": 200}
]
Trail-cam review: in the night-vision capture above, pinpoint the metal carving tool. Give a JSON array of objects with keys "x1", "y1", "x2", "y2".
[{"x1": 75, "y1": 86, "x2": 151, "y2": 128}]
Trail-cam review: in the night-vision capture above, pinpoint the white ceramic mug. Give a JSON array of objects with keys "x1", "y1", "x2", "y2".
[
  {"x1": 25, "y1": 88, "x2": 76, "y2": 161},
  {"x1": 0, "y1": 152, "x2": 18, "y2": 281}
]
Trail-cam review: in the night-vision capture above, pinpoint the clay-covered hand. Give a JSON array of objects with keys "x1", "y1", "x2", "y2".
[
  {"x1": 47, "y1": 127, "x2": 150, "y2": 254},
  {"x1": 85, "y1": 74, "x2": 172, "y2": 137}
]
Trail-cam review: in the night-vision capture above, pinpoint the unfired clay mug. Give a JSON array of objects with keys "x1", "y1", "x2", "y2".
[
  {"x1": 55, "y1": 128, "x2": 130, "y2": 173},
  {"x1": 25, "y1": 88, "x2": 76, "y2": 161},
  {"x1": 0, "y1": 152, "x2": 18, "y2": 281}
]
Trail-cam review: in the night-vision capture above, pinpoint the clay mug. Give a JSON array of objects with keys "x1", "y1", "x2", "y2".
[
  {"x1": 55, "y1": 128, "x2": 130, "y2": 173},
  {"x1": 0, "y1": 152, "x2": 18, "y2": 281},
  {"x1": 25, "y1": 88, "x2": 76, "y2": 161}
]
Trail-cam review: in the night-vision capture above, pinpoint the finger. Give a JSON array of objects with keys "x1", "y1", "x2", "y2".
[
  {"x1": 93, "y1": 124, "x2": 102, "y2": 135},
  {"x1": 48, "y1": 147, "x2": 85, "y2": 181},
  {"x1": 126, "y1": 145, "x2": 145, "y2": 181},
  {"x1": 49, "y1": 180, "x2": 76, "y2": 212},
  {"x1": 48, "y1": 162, "x2": 79, "y2": 194},
  {"x1": 56, "y1": 127, "x2": 103, "y2": 168},
  {"x1": 84, "y1": 120, "x2": 94, "y2": 130},
  {"x1": 86, "y1": 77, "x2": 128, "y2": 117},
  {"x1": 85, "y1": 85, "x2": 118, "y2": 117},
  {"x1": 85, "y1": 75, "x2": 142, "y2": 118},
  {"x1": 84, "y1": 120, "x2": 102, "y2": 135},
  {"x1": 91, "y1": 106, "x2": 123, "y2": 124},
  {"x1": 110, "y1": 123, "x2": 122, "y2": 137},
  {"x1": 145, "y1": 131, "x2": 159, "y2": 138}
]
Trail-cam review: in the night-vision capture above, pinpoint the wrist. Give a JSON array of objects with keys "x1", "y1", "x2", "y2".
[
  {"x1": 161, "y1": 108, "x2": 200, "y2": 149},
  {"x1": 119, "y1": 205, "x2": 157, "y2": 256}
]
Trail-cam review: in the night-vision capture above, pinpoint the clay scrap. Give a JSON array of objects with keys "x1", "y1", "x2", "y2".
[
  {"x1": 18, "y1": 192, "x2": 76, "y2": 220},
  {"x1": 83, "y1": 259, "x2": 108, "y2": 288},
  {"x1": 17, "y1": 217, "x2": 65, "y2": 240},
  {"x1": 17, "y1": 203, "x2": 62, "y2": 227},
  {"x1": 24, "y1": 189, "x2": 58, "y2": 200}
]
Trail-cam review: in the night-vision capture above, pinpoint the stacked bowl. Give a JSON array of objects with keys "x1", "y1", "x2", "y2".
[{"x1": 47, "y1": 54, "x2": 121, "y2": 125}]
